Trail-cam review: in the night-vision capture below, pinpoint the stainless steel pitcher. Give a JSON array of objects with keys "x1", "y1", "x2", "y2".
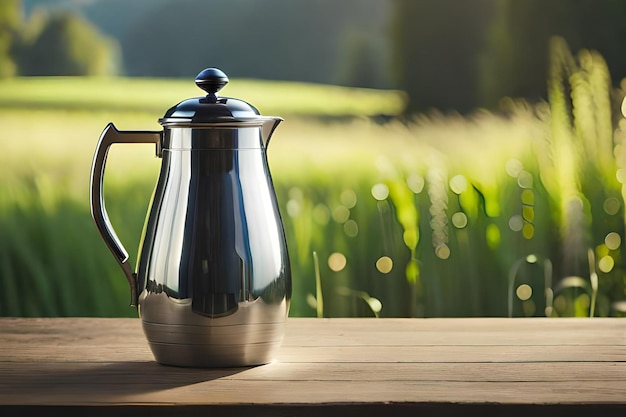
[{"x1": 90, "y1": 68, "x2": 291, "y2": 367}]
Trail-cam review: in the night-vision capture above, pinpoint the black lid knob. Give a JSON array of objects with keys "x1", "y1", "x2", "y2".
[{"x1": 195, "y1": 68, "x2": 229, "y2": 102}]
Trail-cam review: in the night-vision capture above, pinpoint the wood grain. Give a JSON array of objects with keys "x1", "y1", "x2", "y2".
[{"x1": 1, "y1": 317, "x2": 625, "y2": 416}]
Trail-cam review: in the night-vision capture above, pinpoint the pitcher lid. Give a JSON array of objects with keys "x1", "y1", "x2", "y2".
[{"x1": 159, "y1": 68, "x2": 268, "y2": 127}]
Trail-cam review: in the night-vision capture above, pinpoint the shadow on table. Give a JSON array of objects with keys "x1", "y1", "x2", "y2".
[{"x1": 5, "y1": 360, "x2": 254, "y2": 396}]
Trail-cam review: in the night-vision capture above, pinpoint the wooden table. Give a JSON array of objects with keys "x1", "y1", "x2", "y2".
[{"x1": 1, "y1": 317, "x2": 625, "y2": 416}]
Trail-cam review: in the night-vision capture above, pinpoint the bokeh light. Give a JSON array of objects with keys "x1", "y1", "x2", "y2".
[
  {"x1": 605, "y1": 232, "x2": 621, "y2": 250},
  {"x1": 367, "y1": 297, "x2": 383, "y2": 313},
  {"x1": 371, "y1": 183, "x2": 389, "y2": 200},
  {"x1": 517, "y1": 171, "x2": 533, "y2": 188},
  {"x1": 306, "y1": 294, "x2": 317, "y2": 309},
  {"x1": 521, "y1": 189, "x2": 534, "y2": 205},
  {"x1": 598, "y1": 255, "x2": 615, "y2": 273},
  {"x1": 375, "y1": 256, "x2": 393, "y2": 273},
  {"x1": 522, "y1": 206, "x2": 534, "y2": 222},
  {"x1": 286, "y1": 199, "x2": 300, "y2": 217},
  {"x1": 451, "y1": 212, "x2": 468, "y2": 228},
  {"x1": 313, "y1": 204, "x2": 330, "y2": 225},
  {"x1": 406, "y1": 173, "x2": 425, "y2": 194},
  {"x1": 340, "y1": 189, "x2": 357, "y2": 208},
  {"x1": 516, "y1": 284, "x2": 532, "y2": 301},
  {"x1": 449, "y1": 174, "x2": 468, "y2": 194},
  {"x1": 603, "y1": 197, "x2": 620, "y2": 215},
  {"x1": 522, "y1": 299, "x2": 536, "y2": 316},
  {"x1": 509, "y1": 215, "x2": 523, "y2": 231},
  {"x1": 435, "y1": 244, "x2": 450, "y2": 260},
  {"x1": 597, "y1": 244, "x2": 609, "y2": 258},
  {"x1": 328, "y1": 252, "x2": 347, "y2": 272},
  {"x1": 343, "y1": 219, "x2": 359, "y2": 237},
  {"x1": 554, "y1": 295, "x2": 567, "y2": 313},
  {"x1": 526, "y1": 254, "x2": 538, "y2": 263},
  {"x1": 332, "y1": 205, "x2": 350, "y2": 223},
  {"x1": 522, "y1": 223, "x2": 534, "y2": 239},
  {"x1": 286, "y1": 186, "x2": 303, "y2": 218},
  {"x1": 505, "y1": 158, "x2": 523, "y2": 178}
]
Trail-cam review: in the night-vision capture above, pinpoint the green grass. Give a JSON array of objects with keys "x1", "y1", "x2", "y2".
[
  {"x1": 0, "y1": 76, "x2": 406, "y2": 117},
  {"x1": 1, "y1": 57, "x2": 626, "y2": 318}
]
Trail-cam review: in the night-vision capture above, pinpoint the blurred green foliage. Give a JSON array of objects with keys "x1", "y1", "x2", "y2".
[
  {"x1": 0, "y1": 0, "x2": 21, "y2": 77},
  {"x1": 13, "y1": 0, "x2": 626, "y2": 113},
  {"x1": 392, "y1": 0, "x2": 626, "y2": 112},
  {"x1": 16, "y1": 12, "x2": 119, "y2": 76},
  {"x1": 2, "y1": 0, "x2": 118, "y2": 76},
  {"x1": 1, "y1": 38, "x2": 626, "y2": 318}
]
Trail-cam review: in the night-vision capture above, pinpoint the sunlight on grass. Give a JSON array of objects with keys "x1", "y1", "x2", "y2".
[
  {"x1": 0, "y1": 76, "x2": 406, "y2": 117},
  {"x1": 1, "y1": 49, "x2": 626, "y2": 318}
]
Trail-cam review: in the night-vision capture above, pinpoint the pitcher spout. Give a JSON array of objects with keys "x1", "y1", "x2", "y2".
[{"x1": 261, "y1": 117, "x2": 283, "y2": 148}]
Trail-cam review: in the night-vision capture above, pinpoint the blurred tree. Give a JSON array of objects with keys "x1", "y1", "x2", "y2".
[
  {"x1": 392, "y1": 0, "x2": 626, "y2": 113},
  {"x1": 0, "y1": 0, "x2": 21, "y2": 77},
  {"x1": 18, "y1": 11, "x2": 119, "y2": 76},
  {"x1": 480, "y1": 0, "x2": 626, "y2": 108},
  {"x1": 18, "y1": 0, "x2": 626, "y2": 105},
  {"x1": 121, "y1": 0, "x2": 392, "y2": 87},
  {"x1": 390, "y1": 0, "x2": 495, "y2": 114},
  {"x1": 337, "y1": 29, "x2": 389, "y2": 88}
]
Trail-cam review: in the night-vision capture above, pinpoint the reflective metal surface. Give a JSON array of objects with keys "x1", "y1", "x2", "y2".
[
  {"x1": 135, "y1": 126, "x2": 291, "y2": 367},
  {"x1": 89, "y1": 123, "x2": 162, "y2": 306},
  {"x1": 138, "y1": 292, "x2": 288, "y2": 367}
]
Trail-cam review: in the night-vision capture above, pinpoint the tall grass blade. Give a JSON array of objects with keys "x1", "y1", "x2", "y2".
[{"x1": 313, "y1": 251, "x2": 323, "y2": 318}]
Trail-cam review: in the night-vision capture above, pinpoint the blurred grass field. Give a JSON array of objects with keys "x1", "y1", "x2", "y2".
[
  {"x1": 0, "y1": 76, "x2": 406, "y2": 117},
  {"x1": 2, "y1": 60, "x2": 626, "y2": 318}
]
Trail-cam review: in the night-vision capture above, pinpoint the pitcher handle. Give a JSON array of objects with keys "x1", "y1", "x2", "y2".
[{"x1": 89, "y1": 123, "x2": 162, "y2": 307}]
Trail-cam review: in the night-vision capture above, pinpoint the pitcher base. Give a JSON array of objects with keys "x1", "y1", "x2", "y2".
[{"x1": 148, "y1": 340, "x2": 280, "y2": 367}]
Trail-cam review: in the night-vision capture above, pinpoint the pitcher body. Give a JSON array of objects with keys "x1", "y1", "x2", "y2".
[
  {"x1": 136, "y1": 127, "x2": 291, "y2": 366},
  {"x1": 90, "y1": 68, "x2": 291, "y2": 367}
]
